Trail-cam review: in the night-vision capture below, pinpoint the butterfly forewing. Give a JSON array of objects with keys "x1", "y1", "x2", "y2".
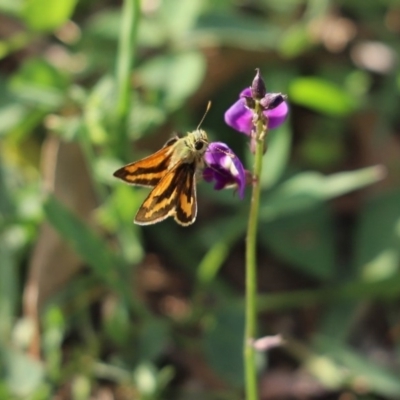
[
  {"x1": 113, "y1": 137, "x2": 178, "y2": 187},
  {"x1": 134, "y1": 162, "x2": 197, "y2": 225}
]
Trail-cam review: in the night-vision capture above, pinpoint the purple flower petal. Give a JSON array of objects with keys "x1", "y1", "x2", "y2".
[
  {"x1": 266, "y1": 99, "x2": 289, "y2": 129},
  {"x1": 203, "y1": 142, "x2": 246, "y2": 199},
  {"x1": 224, "y1": 87, "x2": 289, "y2": 135},
  {"x1": 224, "y1": 97, "x2": 254, "y2": 135}
]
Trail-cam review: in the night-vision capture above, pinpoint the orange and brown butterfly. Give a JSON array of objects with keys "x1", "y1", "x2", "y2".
[{"x1": 113, "y1": 129, "x2": 209, "y2": 226}]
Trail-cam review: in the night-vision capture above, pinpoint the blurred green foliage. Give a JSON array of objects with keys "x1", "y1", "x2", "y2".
[{"x1": 1, "y1": 0, "x2": 400, "y2": 399}]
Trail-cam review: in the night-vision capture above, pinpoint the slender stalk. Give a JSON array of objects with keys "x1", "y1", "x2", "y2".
[
  {"x1": 244, "y1": 102, "x2": 266, "y2": 400},
  {"x1": 115, "y1": 0, "x2": 141, "y2": 160}
]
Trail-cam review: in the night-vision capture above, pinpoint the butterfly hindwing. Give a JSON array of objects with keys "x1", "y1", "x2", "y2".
[
  {"x1": 174, "y1": 163, "x2": 197, "y2": 226},
  {"x1": 135, "y1": 162, "x2": 196, "y2": 225}
]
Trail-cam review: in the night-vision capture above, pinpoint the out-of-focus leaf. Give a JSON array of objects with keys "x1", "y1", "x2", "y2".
[
  {"x1": 129, "y1": 102, "x2": 167, "y2": 138},
  {"x1": 21, "y1": 0, "x2": 78, "y2": 32},
  {"x1": 134, "y1": 363, "x2": 173, "y2": 397},
  {"x1": 354, "y1": 189, "x2": 400, "y2": 280},
  {"x1": 0, "y1": 240, "x2": 17, "y2": 340},
  {"x1": 289, "y1": 77, "x2": 359, "y2": 116},
  {"x1": 197, "y1": 216, "x2": 246, "y2": 284},
  {"x1": 0, "y1": 0, "x2": 23, "y2": 14},
  {"x1": 298, "y1": 124, "x2": 345, "y2": 169},
  {"x1": 203, "y1": 305, "x2": 244, "y2": 387},
  {"x1": 198, "y1": 166, "x2": 383, "y2": 284},
  {"x1": 260, "y1": 166, "x2": 385, "y2": 221},
  {"x1": 0, "y1": 156, "x2": 14, "y2": 216},
  {"x1": 159, "y1": 0, "x2": 204, "y2": 40},
  {"x1": 103, "y1": 299, "x2": 132, "y2": 347},
  {"x1": 138, "y1": 52, "x2": 206, "y2": 112},
  {"x1": 11, "y1": 57, "x2": 69, "y2": 87},
  {"x1": 0, "y1": 384, "x2": 11, "y2": 400},
  {"x1": 135, "y1": 364, "x2": 157, "y2": 395},
  {"x1": 42, "y1": 307, "x2": 65, "y2": 382},
  {"x1": 71, "y1": 375, "x2": 92, "y2": 400},
  {"x1": 257, "y1": 274, "x2": 400, "y2": 311},
  {"x1": 261, "y1": 205, "x2": 335, "y2": 280},
  {"x1": 9, "y1": 58, "x2": 69, "y2": 108},
  {"x1": 85, "y1": 9, "x2": 120, "y2": 40},
  {"x1": 192, "y1": 13, "x2": 281, "y2": 49},
  {"x1": 260, "y1": 124, "x2": 291, "y2": 188},
  {"x1": 43, "y1": 194, "x2": 124, "y2": 281},
  {"x1": 314, "y1": 336, "x2": 400, "y2": 397},
  {"x1": 1, "y1": 347, "x2": 44, "y2": 397},
  {"x1": 0, "y1": 76, "x2": 29, "y2": 137},
  {"x1": 97, "y1": 184, "x2": 144, "y2": 264},
  {"x1": 279, "y1": 23, "x2": 313, "y2": 58},
  {"x1": 316, "y1": 301, "x2": 358, "y2": 342},
  {"x1": 84, "y1": 75, "x2": 116, "y2": 145},
  {"x1": 0, "y1": 103, "x2": 28, "y2": 137},
  {"x1": 137, "y1": 318, "x2": 169, "y2": 362}
]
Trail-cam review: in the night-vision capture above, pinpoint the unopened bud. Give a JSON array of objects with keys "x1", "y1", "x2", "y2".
[
  {"x1": 260, "y1": 93, "x2": 287, "y2": 110},
  {"x1": 251, "y1": 68, "x2": 267, "y2": 100}
]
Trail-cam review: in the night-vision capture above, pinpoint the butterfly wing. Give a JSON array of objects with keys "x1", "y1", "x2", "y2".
[
  {"x1": 174, "y1": 164, "x2": 197, "y2": 226},
  {"x1": 113, "y1": 137, "x2": 179, "y2": 188},
  {"x1": 134, "y1": 161, "x2": 197, "y2": 226}
]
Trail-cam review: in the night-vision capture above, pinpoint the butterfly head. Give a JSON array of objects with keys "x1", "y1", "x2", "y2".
[{"x1": 190, "y1": 129, "x2": 209, "y2": 156}]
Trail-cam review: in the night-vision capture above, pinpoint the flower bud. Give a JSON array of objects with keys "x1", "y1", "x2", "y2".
[
  {"x1": 251, "y1": 68, "x2": 267, "y2": 100},
  {"x1": 260, "y1": 93, "x2": 287, "y2": 111}
]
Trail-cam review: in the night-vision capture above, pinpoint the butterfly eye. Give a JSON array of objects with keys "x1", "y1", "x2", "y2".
[{"x1": 195, "y1": 141, "x2": 204, "y2": 150}]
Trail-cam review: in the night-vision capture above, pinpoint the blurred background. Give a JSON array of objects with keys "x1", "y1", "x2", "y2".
[{"x1": 1, "y1": 0, "x2": 400, "y2": 399}]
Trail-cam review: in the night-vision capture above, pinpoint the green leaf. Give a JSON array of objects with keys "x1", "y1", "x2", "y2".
[
  {"x1": 198, "y1": 166, "x2": 384, "y2": 284},
  {"x1": 260, "y1": 124, "x2": 291, "y2": 188},
  {"x1": 289, "y1": 77, "x2": 359, "y2": 116},
  {"x1": 203, "y1": 305, "x2": 244, "y2": 387},
  {"x1": 85, "y1": 9, "x2": 120, "y2": 41},
  {"x1": 103, "y1": 300, "x2": 132, "y2": 347},
  {"x1": 257, "y1": 274, "x2": 400, "y2": 312},
  {"x1": 354, "y1": 189, "x2": 400, "y2": 280},
  {"x1": 279, "y1": 23, "x2": 313, "y2": 58},
  {"x1": 260, "y1": 166, "x2": 385, "y2": 221},
  {"x1": 197, "y1": 216, "x2": 246, "y2": 284},
  {"x1": 42, "y1": 307, "x2": 65, "y2": 382},
  {"x1": 0, "y1": 155, "x2": 15, "y2": 216},
  {"x1": 137, "y1": 318, "x2": 169, "y2": 362},
  {"x1": 84, "y1": 75, "x2": 116, "y2": 145},
  {"x1": 0, "y1": 76, "x2": 29, "y2": 137},
  {"x1": 0, "y1": 240, "x2": 18, "y2": 340},
  {"x1": 98, "y1": 184, "x2": 144, "y2": 265},
  {"x1": 159, "y1": 0, "x2": 204, "y2": 40},
  {"x1": 43, "y1": 194, "x2": 123, "y2": 281},
  {"x1": 193, "y1": 12, "x2": 281, "y2": 50},
  {"x1": 138, "y1": 51, "x2": 206, "y2": 112},
  {"x1": 0, "y1": 0, "x2": 23, "y2": 14},
  {"x1": 260, "y1": 205, "x2": 335, "y2": 280},
  {"x1": 1, "y1": 347, "x2": 44, "y2": 397},
  {"x1": 9, "y1": 58, "x2": 69, "y2": 108},
  {"x1": 0, "y1": 103, "x2": 28, "y2": 137},
  {"x1": 314, "y1": 336, "x2": 400, "y2": 397},
  {"x1": 21, "y1": 0, "x2": 78, "y2": 32}
]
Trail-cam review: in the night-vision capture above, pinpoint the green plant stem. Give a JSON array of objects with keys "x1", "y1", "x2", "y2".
[
  {"x1": 244, "y1": 105, "x2": 266, "y2": 400},
  {"x1": 115, "y1": 0, "x2": 141, "y2": 160}
]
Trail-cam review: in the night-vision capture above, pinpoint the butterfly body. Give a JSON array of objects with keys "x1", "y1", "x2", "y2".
[{"x1": 113, "y1": 129, "x2": 209, "y2": 226}]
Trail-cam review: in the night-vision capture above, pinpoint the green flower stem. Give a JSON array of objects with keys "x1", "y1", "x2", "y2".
[
  {"x1": 245, "y1": 102, "x2": 267, "y2": 400},
  {"x1": 115, "y1": 0, "x2": 141, "y2": 160}
]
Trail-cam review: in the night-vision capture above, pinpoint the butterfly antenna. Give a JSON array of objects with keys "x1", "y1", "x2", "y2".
[{"x1": 197, "y1": 101, "x2": 212, "y2": 130}]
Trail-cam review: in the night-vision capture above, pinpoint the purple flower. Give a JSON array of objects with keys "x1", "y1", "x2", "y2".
[
  {"x1": 203, "y1": 142, "x2": 246, "y2": 199},
  {"x1": 225, "y1": 88, "x2": 289, "y2": 135}
]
